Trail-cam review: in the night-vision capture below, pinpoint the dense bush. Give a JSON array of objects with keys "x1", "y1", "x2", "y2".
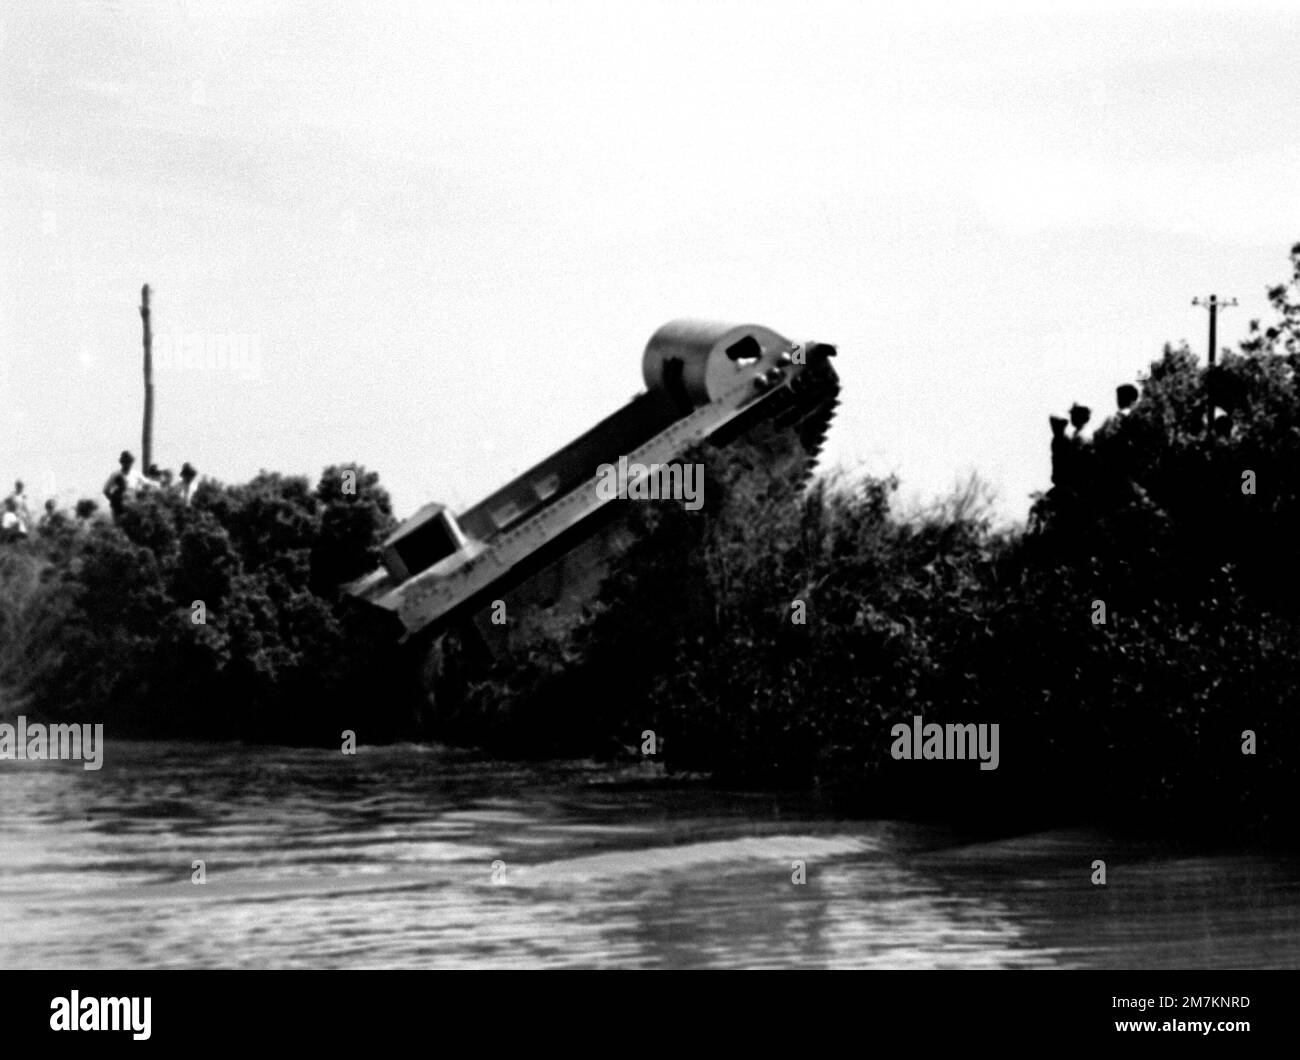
[{"x1": 0, "y1": 464, "x2": 415, "y2": 742}]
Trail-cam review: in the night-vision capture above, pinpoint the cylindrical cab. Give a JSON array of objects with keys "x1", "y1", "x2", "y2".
[{"x1": 642, "y1": 319, "x2": 792, "y2": 408}]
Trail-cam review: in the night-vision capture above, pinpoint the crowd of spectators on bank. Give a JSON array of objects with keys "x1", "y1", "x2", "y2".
[
  {"x1": 101, "y1": 450, "x2": 197, "y2": 519},
  {"x1": 0, "y1": 453, "x2": 199, "y2": 544}
]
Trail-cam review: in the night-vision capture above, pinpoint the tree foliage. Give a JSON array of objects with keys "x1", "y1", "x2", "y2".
[{"x1": 0, "y1": 464, "x2": 413, "y2": 742}]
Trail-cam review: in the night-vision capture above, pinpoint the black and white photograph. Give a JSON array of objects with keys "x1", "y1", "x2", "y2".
[{"x1": 1, "y1": 0, "x2": 1296, "y2": 1042}]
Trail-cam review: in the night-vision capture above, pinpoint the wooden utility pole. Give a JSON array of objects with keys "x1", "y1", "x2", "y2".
[
  {"x1": 140, "y1": 284, "x2": 153, "y2": 471},
  {"x1": 1193, "y1": 293, "x2": 1236, "y2": 434}
]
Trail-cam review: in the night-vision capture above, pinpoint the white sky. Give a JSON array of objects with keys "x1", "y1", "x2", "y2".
[{"x1": 3, "y1": 0, "x2": 1299, "y2": 523}]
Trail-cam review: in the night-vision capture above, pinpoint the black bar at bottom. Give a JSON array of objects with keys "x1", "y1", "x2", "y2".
[{"x1": 0, "y1": 969, "x2": 1290, "y2": 1048}]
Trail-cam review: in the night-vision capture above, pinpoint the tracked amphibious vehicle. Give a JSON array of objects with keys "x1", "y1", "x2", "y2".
[{"x1": 347, "y1": 320, "x2": 840, "y2": 648}]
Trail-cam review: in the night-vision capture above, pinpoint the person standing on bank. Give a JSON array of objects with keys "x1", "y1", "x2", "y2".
[
  {"x1": 178, "y1": 462, "x2": 197, "y2": 504},
  {"x1": 3, "y1": 480, "x2": 30, "y2": 535},
  {"x1": 1, "y1": 497, "x2": 22, "y2": 542},
  {"x1": 103, "y1": 450, "x2": 137, "y2": 520}
]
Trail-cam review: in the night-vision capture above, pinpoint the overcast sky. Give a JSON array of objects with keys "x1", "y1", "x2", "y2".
[{"x1": 3, "y1": 0, "x2": 1299, "y2": 523}]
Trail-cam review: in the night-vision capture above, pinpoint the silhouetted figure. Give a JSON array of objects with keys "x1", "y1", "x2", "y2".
[
  {"x1": 1049, "y1": 415, "x2": 1071, "y2": 487},
  {"x1": 1049, "y1": 410, "x2": 1098, "y2": 525},
  {"x1": 37, "y1": 498, "x2": 70, "y2": 538},
  {"x1": 104, "y1": 450, "x2": 135, "y2": 520},
  {"x1": 1116, "y1": 384, "x2": 1138, "y2": 413},
  {"x1": 179, "y1": 462, "x2": 197, "y2": 503}
]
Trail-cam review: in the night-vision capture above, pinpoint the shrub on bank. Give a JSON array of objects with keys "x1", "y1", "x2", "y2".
[{"x1": 0, "y1": 465, "x2": 413, "y2": 742}]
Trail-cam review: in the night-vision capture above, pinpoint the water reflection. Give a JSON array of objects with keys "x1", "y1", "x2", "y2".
[{"x1": 0, "y1": 741, "x2": 1296, "y2": 968}]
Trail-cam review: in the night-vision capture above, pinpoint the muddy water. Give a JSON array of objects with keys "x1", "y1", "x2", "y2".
[{"x1": 0, "y1": 740, "x2": 1296, "y2": 968}]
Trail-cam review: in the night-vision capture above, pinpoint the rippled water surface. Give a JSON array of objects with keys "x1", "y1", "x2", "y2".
[{"x1": 1, "y1": 740, "x2": 1297, "y2": 968}]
